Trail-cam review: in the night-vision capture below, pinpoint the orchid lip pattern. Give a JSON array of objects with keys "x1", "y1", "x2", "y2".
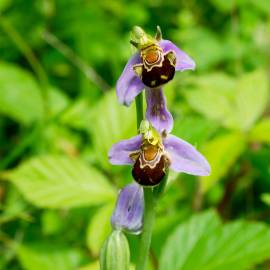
[
  {"x1": 116, "y1": 26, "x2": 195, "y2": 133},
  {"x1": 109, "y1": 121, "x2": 210, "y2": 186},
  {"x1": 111, "y1": 183, "x2": 144, "y2": 234}
]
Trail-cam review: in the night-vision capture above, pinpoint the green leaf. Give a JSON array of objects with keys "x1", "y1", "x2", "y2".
[
  {"x1": 86, "y1": 203, "x2": 114, "y2": 256},
  {"x1": 48, "y1": 87, "x2": 70, "y2": 117},
  {"x1": 160, "y1": 210, "x2": 270, "y2": 270},
  {"x1": 249, "y1": 118, "x2": 270, "y2": 144},
  {"x1": 61, "y1": 91, "x2": 136, "y2": 169},
  {"x1": 185, "y1": 70, "x2": 268, "y2": 131},
  {"x1": 79, "y1": 261, "x2": 100, "y2": 270},
  {"x1": 200, "y1": 132, "x2": 245, "y2": 193},
  {"x1": 88, "y1": 90, "x2": 136, "y2": 169},
  {"x1": 0, "y1": 62, "x2": 43, "y2": 124},
  {"x1": 160, "y1": 210, "x2": 221, "y2": 270},
  {"x1": 173, "y1": 116, "x2": 218, "y2": 147},
  {"x1": 261, "y1": 193, "x2": 270, "y2": 206},
  {"x1": 0, "y1": 185, "x2": 29, "y2": 223},
  {"x1": 210, "y1": 0, "x2": 235, "y2": 12},
  {"x1": 232, "y1": 69, "x2": 268, "y2": 131},
  {"x1": 18, "y1": 244, "x2": 81, "y2": 270},
  {"x1": 6, "y1": 155, "x2": 115, "y2": 208},
  {"x1": 249, "y1": 0, "x2": 270, "y2": 15},
  {"x1": 185, "y1": 73, "x2": 236, "y2": 127},
  {"x1": 0, "y1": 0, "x2": 12, "y2": 12},
  {"x1": 179, "y1": 28, "x2": 225, "y2": 70},
  {"x1": 41, "y1": 210, "x2": 63, "y2": 235},
  {"x1": 60, "y1": 99, "x2": 94, "y2": 130},
  {"x1": 152, "y1": 211, "x2": 189, "y2": 257}
]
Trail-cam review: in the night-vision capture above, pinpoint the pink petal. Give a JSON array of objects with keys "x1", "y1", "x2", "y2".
[
  {"x1": 159, "y1": 40, "x2": 196, "y2": 71},
  {"x1": 109, "y1": 135, "x2": 142, "y2": 165},
  {"x1": 116, "y1": 53, "x2": 145, "y2": 106},
  {"x1": 164, "y1": 135, "x2": 210, "y2": 176}
]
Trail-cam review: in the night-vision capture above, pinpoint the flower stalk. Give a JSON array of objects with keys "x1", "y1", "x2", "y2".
[
  {"x1": 135, "y1": 93, "x2": 157, "y2": 270},
  {"x1": 136, "y1": 187, "x2": 156, "y2": 270},
  {"x1": 135, "y1": 92, "x2": 144, "y2": 130}
]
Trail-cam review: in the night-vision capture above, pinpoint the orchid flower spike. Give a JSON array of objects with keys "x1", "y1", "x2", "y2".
[
  {"x1": 117, "y1": 26, "x2": 195, "y2": 133},
  {"x1": 109, "y1": 120, "x2": 210, "y2": 186}
]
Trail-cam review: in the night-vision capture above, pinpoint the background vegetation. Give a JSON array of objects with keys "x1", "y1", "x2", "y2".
[{"x1": 1, "y1": 0, "x2": 270, "y2": 269}]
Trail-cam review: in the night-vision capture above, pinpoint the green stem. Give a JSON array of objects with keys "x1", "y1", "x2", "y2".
[
  {"x1": 153, "y1": 172, "x2": 168, "y2": 198},
  {"x1": 136, "y1": 188, "x2": 156, "y2": 270},
  {"x1": 135, "y1": 93, "x2": 156, "y2": 270},
  {"x1": 135, "y1": 92, "x2": 144, "y2": 130}
]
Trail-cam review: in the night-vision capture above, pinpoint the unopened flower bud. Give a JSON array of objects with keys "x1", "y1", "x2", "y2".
[
  {"x1": 100, "y1": 230, "x2": 130, "y2": 270},
  {"x1": 111, "y1": 183, "x2": 144, "y2": 234}
]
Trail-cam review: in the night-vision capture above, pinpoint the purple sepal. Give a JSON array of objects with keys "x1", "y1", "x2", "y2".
[
  {"x1": 145, "y1": 87, "x2": 173, "y2": 133},
  {"x1": 116, "y1": 52, "x2": 144, "y2": 106},
  {"x1": 159, "y1": 40, "x2": 196, "y2": 71},
  {"x1": 108, "y1": 135, "x2": 142, "y2": 165},
  {"x1": 111, "y1": 183, "x2": 144, "y2": 234},
  {"x1": 164, "y1": 135, "x2": 210, "y2": 176}
]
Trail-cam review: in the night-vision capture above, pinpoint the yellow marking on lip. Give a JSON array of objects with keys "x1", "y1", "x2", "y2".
[
  {"x1": 160, "y1": 75, "x2": 168, "y2": 80},
  {"x1": 167, "y1": 51, "x2": 176, "y2": 66},
  {"x1": 133, "y1": 64, "x2": 143, "y2": 77},
  {"x1": 151, "y1": 80, "x2": 156, "y2": 87}
]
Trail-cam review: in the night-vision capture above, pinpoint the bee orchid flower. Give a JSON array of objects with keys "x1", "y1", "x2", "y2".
[
  {"x1": 117, "y1": 26, "x2": 195, "y2": 133},
  {"x1": 109, "y1": 121, "x2": 210, "y2": 186}
]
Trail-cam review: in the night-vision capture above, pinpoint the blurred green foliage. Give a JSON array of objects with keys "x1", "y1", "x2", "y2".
[{"x1": 0, "y1": 0, "x2": 270, "y2": 269}]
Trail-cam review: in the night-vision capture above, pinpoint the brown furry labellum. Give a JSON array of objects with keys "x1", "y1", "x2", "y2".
[{"x1": 130, "y1": 143, "x2": 169, "y2": 186}]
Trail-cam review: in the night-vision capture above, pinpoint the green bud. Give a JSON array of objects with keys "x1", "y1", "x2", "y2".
[{"x1": 100, "y1": 230, "x2": 130, "y2": 270}]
